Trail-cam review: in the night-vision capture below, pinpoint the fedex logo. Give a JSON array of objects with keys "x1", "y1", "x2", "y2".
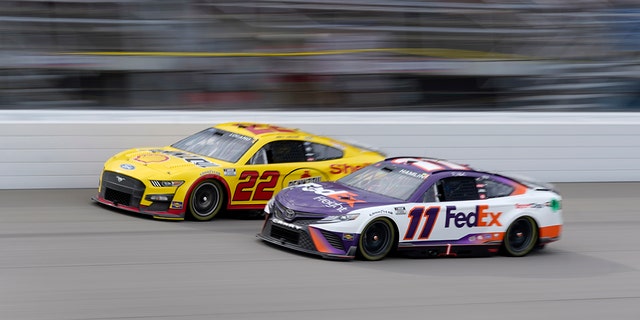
[
  {"x1": 445, "y1": 205, "x2": 502, "y2": 228},
  {"x1": 301, "y1": 183, "x2": 365, "y2": 207}
]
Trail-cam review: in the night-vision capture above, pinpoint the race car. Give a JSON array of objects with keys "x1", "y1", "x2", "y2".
[
  {"x1": 92, "y1": 122, "x2": 385, "y2": 221},
  {"x1": 258, "y1": 157, "x2": 563, "y2": 260}
]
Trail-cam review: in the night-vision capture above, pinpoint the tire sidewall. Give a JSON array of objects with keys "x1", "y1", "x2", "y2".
[
  {"x1": 358, "y1": 217, "x2": 396, "y2": 261},
  {"x1": 188, "y1": 180, "x2": 224, "y2": 221},
  {"x1": 503, "y1": 216, "x2": 538, "y2": 257}
]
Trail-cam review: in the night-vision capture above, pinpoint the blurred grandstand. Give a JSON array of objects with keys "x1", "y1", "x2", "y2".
[{"x1": 1, "y1": 0, "x2": 639, "y2": 110}]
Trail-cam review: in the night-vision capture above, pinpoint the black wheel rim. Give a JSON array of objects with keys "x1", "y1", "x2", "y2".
[
  {"x1": 508, "y1": 218, "x2": 534, "y2": 252},
  {"x1": 362, "y1": 221, "x2": 392, "y2": 256},
  {"x1": 192, "y1": 183, "x2": 220, "y2": 217}
]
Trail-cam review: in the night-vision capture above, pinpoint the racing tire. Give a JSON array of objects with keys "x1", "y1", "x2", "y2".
[
  {"x1": 187, "y1": 180, "x2": 224, "y2": 221},
  {"x1": 501, "y1": 216, "x2": 538, "y2": 257},
  {"x1": 357, "y1": 218, "x2": 396, "y2": 261}
]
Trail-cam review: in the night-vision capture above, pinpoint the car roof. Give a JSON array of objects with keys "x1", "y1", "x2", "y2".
[
  {"x1": 214, "y1": 122, "x2": 313, "y2": 139},
  {"x1": 384, "y1": 157, "x2": 475, "y2": 174},
  {"x1": 213, "y1": 122, "x2": 355, "y2": 149}
]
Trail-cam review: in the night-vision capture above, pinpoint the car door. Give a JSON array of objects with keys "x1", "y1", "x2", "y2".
[
  {"x1": 427, "y1": 175, "x2": 512, "y2": 242},
  {"x1": 397, "y1": 174, "x2": 510, "y2": 245},
  {"x1": 229, "y1": 140, "x2": 329, "y2": 206}
]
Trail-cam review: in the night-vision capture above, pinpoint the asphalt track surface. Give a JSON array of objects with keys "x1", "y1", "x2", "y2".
[{"x1": 1, "y1": 183, "x2": 639, "y2": 320}]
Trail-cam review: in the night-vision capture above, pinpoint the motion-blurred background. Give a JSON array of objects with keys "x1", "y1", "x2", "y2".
[{"x1": 1, "y1": 0, "x2": 639, "y2": 111}]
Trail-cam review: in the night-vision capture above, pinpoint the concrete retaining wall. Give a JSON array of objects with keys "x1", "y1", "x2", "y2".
[{"x1": 2, "y1": 110, "x2": 639, "y2": 189}]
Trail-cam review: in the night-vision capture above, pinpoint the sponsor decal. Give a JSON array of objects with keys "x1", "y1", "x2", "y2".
[
  {"x1": 287, "y1": 173, "x2": 322, "y2": 187},
  {"x1": 228, "y1": 132, "x2": 253, "y2": 141},
  {"x1": 444, "y1": 205, "x2": 502, "y2": 228},
  {"x1": 301, "y1": 183, "x2": 365, "y2": 208},
  {"x1": 223, "y1": 168, "x2": 236, "y2": 176},
  {"x1": 398, "y1": 169, "x2": 429, "y2": 180},
  {"x1": 515, "y1": 203, "x2": 545, "y2": 209},
  {"x1": 272, "y1": 218, "x2": 303, "y2": 230},
  {"x1": 283, "y1": 169, "x2": 325, "y2": 188},
  {"x1": 329, "y1": 163, "x2": 369, "y2": 175},
  {"x1": 170, "y1": 201, "x2": 183, "y2": 209},
  {"x1": 313, "y1": 196, "x2": 349, "y2": 213},
  {"x1": 120, "y1": 164, "x2": 135, "y2": 170},
  {"x1": 394, "y1": 206, "x2": 407, "y2": 215},
  {"x1": 200, "y1": 170, "x2": 220, "y2": 176},
  {"x1": 370, "y1": 209, "x2": 393, "y2": 216},
  {"x1": 151, "y1": 150, "x2": 218, "y2": 168},
  {"x1": 237, "y1": 124, "x2": 296, "y2": 135},
  {"x1": 133, "y1": 153, "x2": 169, "y2": 164},
  {"x1": 548, "y1": 199, "x2": 562, "y2": 211},
  {"x1": 342, "y1": 233, "x2": 354, "y2": 241},
  {"x1": 288, "y1": 176, "x2": 321, "y2": 186}
]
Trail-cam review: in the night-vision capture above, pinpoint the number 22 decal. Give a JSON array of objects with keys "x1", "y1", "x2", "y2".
[
  {"x1": 232, "y1": 170, "x2": 280, "y2": 201},
  {"x1": 403, "y1": 206, "x2": 440, "y2": 240}
]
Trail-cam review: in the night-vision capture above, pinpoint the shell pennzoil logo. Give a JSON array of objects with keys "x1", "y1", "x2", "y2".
[
  {"x1": 282, "y1": 168, "x2": 325, "y2": 188},
  {"x1": 133, "y1": 153, "x2": 170, "y2": 164}
]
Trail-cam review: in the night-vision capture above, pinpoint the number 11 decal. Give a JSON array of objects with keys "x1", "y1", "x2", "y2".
[{"x1": 403, "y1": 206, "x2": 440, "y2": 240}]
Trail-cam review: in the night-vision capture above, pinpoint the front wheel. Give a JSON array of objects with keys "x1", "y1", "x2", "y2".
[
  {"x1": 502, "y1": 216, "x2": 538, "y2": 257},
  {"x1": 357, "y1": 218, "x2": 396, "y2": 261},
  {"x1": 187, "y1": 180, "x2": 224, "y2": 221}
]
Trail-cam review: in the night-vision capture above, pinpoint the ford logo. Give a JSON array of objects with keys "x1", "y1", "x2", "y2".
[{"x1": 120, "y1": 164, "x2": 135, "y2": 170}]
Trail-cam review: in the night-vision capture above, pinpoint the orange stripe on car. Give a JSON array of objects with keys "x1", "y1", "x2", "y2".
[
  {"x1": 539, "y1": 225, "x2": 562, "y2": 238},
  {"x1": 309, "y1": 227, "x2": 332, "y2": 253},
  {"x1": 511, "y1": 183, "x2": 528, "y2": 195}
]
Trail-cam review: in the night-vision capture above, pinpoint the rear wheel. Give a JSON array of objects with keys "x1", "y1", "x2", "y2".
[
  {"x1": 502, "y1": 216, "x2": 538, "y2": 257},
  {"x1": 357, "y1": 218, "x2": 396, "y2": 261},
  {"x1": 188, "y1": 180, "x2": 224, "y2": 221}
]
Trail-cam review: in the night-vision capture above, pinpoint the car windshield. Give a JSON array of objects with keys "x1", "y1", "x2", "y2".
[
  {"x1": 171, "y1": 128, "x2": 255, "y2": 163},
  {"x1": 337, "y1": 164, "x2": 427, "y2": 200}
]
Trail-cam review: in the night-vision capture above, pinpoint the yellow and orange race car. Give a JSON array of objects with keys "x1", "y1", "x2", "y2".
[{"x1": 92, "y1": 122, "x2": 385, "y2": 221}]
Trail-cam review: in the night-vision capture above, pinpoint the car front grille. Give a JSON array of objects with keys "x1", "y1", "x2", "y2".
[
  {"x1": 271, "y1": 225, "x2": 300, "y2": 244},
  {"x1": 263, "y1": 220, "x2": 315, "y2": 251},
  {"x1": 104, "y1": 188, "x2": 132, "y2": 206},
  {"x1": 100, "y1": 171, "x2": 145, "y2": 207}
]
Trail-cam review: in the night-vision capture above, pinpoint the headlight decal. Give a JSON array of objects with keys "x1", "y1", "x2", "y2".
[{"x1": 150, "y1": 180, "x2": 184, "y2": 187}]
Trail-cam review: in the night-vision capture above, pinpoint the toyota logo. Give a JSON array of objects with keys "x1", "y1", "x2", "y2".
[{"x1": 283, "y1": 208, "x2": 296, "y2": 221}]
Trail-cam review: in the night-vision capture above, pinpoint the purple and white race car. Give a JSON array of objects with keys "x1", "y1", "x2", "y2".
[{"x1": 257, "y1": 157, "x2": 563, "y2": 261}]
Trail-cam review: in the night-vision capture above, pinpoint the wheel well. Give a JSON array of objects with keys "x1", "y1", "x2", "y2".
[
  {"x1": 383, "y1": 217, "x2": 400, "y2": 253},
  {"x1": 186, "y1": 177, "x2": 228, "y2": 210},
  {"x1": 506, "y1": 215, "x2": 540, "y2": 245},
  {"x1": 185, "y1": 177, "x2": 229, "y2": 213}
]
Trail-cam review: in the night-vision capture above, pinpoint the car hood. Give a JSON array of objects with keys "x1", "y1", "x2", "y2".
[
  {"x1": 104, "y1": 147, "x2": 229, "y2": 177},
  {"x1": 275, "y1": 181, "x2": 399, "y2": 215}
]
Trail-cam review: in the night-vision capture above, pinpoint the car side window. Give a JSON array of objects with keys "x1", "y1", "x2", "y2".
[
  {"x1": 476, "y1": 177, "x2": 514, "y2": 199},
  {"x1": 422, "y1": 184, "x2": 438, "y2": 203},
  {"x1": 261, "y1": 140, "x2": 308, "y2": 163},
  {"x1": 248, "y1": 148, "x2": 269, "y2": 165},
  {"x1": 436, "y1": 176, "x2": 480, "y2": 202},
  {"x1": 308, "y1": 142, "x2": 343, "y2": 161}
]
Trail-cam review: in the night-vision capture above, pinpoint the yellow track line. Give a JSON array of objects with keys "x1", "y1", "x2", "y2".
[{"x1": 61, "y1": 48, "x2": 528, "y2": 60}]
